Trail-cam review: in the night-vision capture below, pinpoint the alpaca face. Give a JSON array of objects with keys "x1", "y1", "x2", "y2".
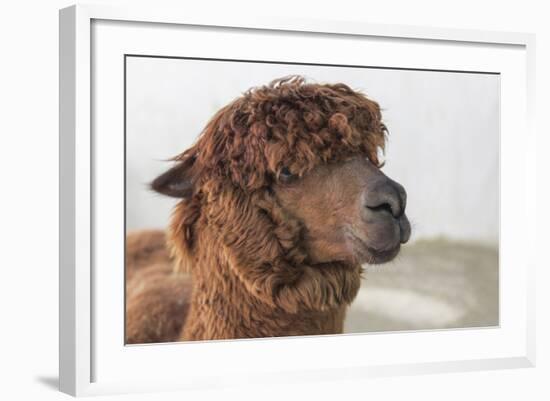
[{"x1": 273, "y1": 156, "x2": 410, "y2": 265}]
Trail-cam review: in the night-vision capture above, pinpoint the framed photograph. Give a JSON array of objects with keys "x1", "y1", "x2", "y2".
[{"x1": 59, "y1": 4, "x2": 536, "y2": 396}]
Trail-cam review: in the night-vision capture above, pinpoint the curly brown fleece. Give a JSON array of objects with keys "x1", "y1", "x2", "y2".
[{"x1": 127, "y1": 76, "x2": 387, "y2": 343}]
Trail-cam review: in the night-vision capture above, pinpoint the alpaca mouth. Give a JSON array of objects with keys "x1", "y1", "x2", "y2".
[{"x1": 347, "y1": 231, "x2": 401, "y2": 265}]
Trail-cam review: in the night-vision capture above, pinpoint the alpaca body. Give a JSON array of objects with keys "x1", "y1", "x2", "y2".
[
  {"x1": 125, "y1": 229, "x2": 346, "y2": 343},
  {"x1": 181, "y1": 255, "x2": 347, "y2": 341},
  {"x1": 183, "y1": 276, "x2": 347, "y2": 340}
]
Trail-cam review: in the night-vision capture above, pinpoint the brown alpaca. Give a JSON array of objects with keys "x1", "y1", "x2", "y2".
[{"x1": 125, "y1": 76, "x2": 411, "y2": 344}]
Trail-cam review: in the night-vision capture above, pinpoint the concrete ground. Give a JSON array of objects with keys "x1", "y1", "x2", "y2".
[{"x1": 344, "y1": 239, "x2": 499, "y2": 333}]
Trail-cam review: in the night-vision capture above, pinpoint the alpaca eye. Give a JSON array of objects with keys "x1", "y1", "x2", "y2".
[{"x1": 279, "y1": 167, "x2": 296, "y2": 183}]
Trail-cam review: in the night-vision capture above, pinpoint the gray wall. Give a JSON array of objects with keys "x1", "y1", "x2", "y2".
[{"x1": 126, "y1": 57, "x2": 499, "y2": 244}]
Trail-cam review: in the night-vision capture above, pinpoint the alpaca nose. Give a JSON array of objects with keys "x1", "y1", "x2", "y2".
[{"x1": 364, "y1": 179, "x2": 407, "y2": 218}]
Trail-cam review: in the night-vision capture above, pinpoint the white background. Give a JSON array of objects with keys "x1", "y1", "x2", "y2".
[
  {"x1": 126, "y1": 57, "x2": 499, "y2": 243},
  {"x1": 0, "y1": 1, "x2": 547, "y2": 400}
]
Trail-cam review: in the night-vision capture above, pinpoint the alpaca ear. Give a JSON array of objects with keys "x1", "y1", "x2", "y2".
[{"x1": 151, "y1": 159, "x2": 195, "y2": 199}]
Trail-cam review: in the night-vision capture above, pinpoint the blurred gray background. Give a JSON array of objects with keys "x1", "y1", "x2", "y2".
[{"x1": 126, "y1": 56, "x2": 499, "y2": 333}]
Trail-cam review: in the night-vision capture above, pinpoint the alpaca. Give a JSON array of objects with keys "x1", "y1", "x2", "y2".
[{"x1": 125, "y1": 76, "x2": 411, "y2": 344}]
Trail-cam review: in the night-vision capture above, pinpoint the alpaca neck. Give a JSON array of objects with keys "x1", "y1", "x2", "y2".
[{"x1": 180, "y1": 260, "x2": 347, "y2": 341}]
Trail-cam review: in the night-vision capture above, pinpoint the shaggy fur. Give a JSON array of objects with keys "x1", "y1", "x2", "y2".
[
  {"x1": 126, "y1": 76, "x2": 391, "y2": 343},
  {"x1": 125, "y1": 230, "x2": 192, "y2": 344}
]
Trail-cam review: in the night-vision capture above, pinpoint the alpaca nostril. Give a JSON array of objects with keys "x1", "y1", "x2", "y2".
[
  {"x1": 366, "y1": 202, "x2": 395, "y2": 216},
  {"x1": 363, "y1": 173, "x2": 407, "y2": 218},
  {"x1": 365, "y1": 185, "x2": 404, "y2": 218}
]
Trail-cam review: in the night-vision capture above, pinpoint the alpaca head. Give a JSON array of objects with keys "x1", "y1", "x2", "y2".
[{"x1": 152, "y1": 76, "x2": 410, "y2": 313}]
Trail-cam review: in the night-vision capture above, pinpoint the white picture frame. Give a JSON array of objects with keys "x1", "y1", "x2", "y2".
[{"x1": 59, "y1": 4, "x2": 536, "y2": 397}]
